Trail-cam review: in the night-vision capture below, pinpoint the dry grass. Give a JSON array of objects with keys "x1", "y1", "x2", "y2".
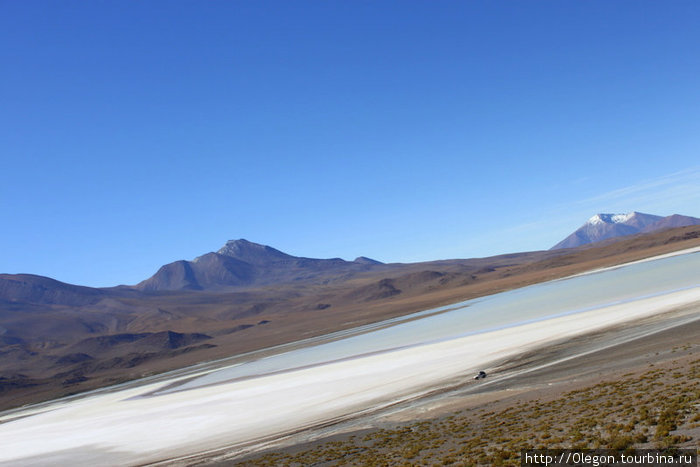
[{"x1": 239, "y1": 358, "x2": 699, "y2": 466}]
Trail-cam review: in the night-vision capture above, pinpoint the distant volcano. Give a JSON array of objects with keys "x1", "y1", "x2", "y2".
[{"x1": 551, "y1": 212, "x2": 700, "y2": 249}]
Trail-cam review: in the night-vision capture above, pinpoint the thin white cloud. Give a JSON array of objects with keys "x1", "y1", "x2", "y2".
[
  {"x1": 479, "y1": 166, "x2": 700, "y2": 254},
  {"x1": 578, "y1": 167, "x2": 700, "y2": 213}
]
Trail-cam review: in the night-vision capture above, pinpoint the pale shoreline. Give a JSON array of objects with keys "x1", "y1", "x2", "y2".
[
  {"x1": 164, "y1": 296, "x2": 700, "y2": 467},
  {"x1": 0, "y1": 292, "x2": 698, "y2": 466},
  {"x1": 564, "y1": 244, "x2": 700, "y2": 278},
  {"x1": 0, "y1": 248, "x2": 698, "y2": 466},
  {"x1": 224, "y1": 309, "x2": 700, "y2": 466}
]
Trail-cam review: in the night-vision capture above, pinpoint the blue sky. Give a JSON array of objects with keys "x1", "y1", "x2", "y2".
[{"x1": 2, "y1": 1, "x2": 699, "y2": 287}]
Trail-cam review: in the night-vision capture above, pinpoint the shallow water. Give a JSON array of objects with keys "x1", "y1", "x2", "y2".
[{"x1": 164, "y1": 250, "x2": 700, "y2": 393}]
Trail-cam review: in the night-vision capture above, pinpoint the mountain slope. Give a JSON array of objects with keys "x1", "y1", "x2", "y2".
[
  {"x1": 137, "y1": 239, "x2": 384, "y2": 291},
  {"x1": 216, "y1": 239, "x2": 294, "y2": 264},
  {"x1": 641, "y1": 214, "x2": 700, "y2": 232},
  {"x1": 551, "y1": 212, "x2": 699, "y2": 249},
  {"x1": 0, "y1": 274, "x2": 105, "y2": 306}
]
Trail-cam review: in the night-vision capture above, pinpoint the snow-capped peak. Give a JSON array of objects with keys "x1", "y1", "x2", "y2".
[
  {"x1": 611, "y1": 213, "x2": 635, "y2": 223},
  {"x1": 587, "y1": 212, "x2": 635, "y2": 226}
]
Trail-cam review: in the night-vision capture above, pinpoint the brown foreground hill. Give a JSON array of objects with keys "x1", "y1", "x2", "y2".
[{"x1": 0, "y1": 225, "x2": 699, "y2": 410}]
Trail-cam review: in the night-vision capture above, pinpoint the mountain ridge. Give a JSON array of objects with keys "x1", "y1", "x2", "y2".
[
  {"x1": 551, "y1": 212, "x2": 700, "y2": 249},
  {"x1": 137, "y1": 239, "x2": 385, "y2": 292}
]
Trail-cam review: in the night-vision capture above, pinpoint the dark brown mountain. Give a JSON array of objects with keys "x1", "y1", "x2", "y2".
[
  {"x1": 354, "y1": 256, "x2": 384, "y2": 265},
  {"x1": 0, "y1": 274, "x2": 105, "y2": 307},
  {"x1": 137, "y1": 254, "x2": 256, "y2": 291},
  {"x1": 217, "y1": 239, "x2": 294, "y2": 264},
  {"x1": 641, "y1": 214, "x2": 700, "y2": 232},
  {"x1": 551, "y1": 212, "x2": 700, "y2": 249},
  {"x1": 136, "y1": 239, "x2": 385, "y2": 291}
]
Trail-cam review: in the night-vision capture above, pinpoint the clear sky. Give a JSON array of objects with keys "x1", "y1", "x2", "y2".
[{"x1": 2, "y1": 1, "x2": 699, "y2": 287}]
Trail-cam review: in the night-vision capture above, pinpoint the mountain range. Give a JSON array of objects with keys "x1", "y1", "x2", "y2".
[
  {"x1": 137, "y1": 239, "x2": 383, "y2": 291},
  {"x1": 2, "y1": 212, "x2": 697, "y2": 309},
  {"x1": 138, "y1": 212, "x2": 700, "y2": 292},
  {"x1": 551, "y1": 212, "x2": 700, "y2": 250},
  {"x1": 0, "y1": 215, "x2": 699, "y2": 410}
]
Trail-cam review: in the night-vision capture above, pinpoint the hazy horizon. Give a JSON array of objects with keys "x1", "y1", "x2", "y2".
[{"x1": 2, "y1": 2, "x2": 699, "y2": 287}]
